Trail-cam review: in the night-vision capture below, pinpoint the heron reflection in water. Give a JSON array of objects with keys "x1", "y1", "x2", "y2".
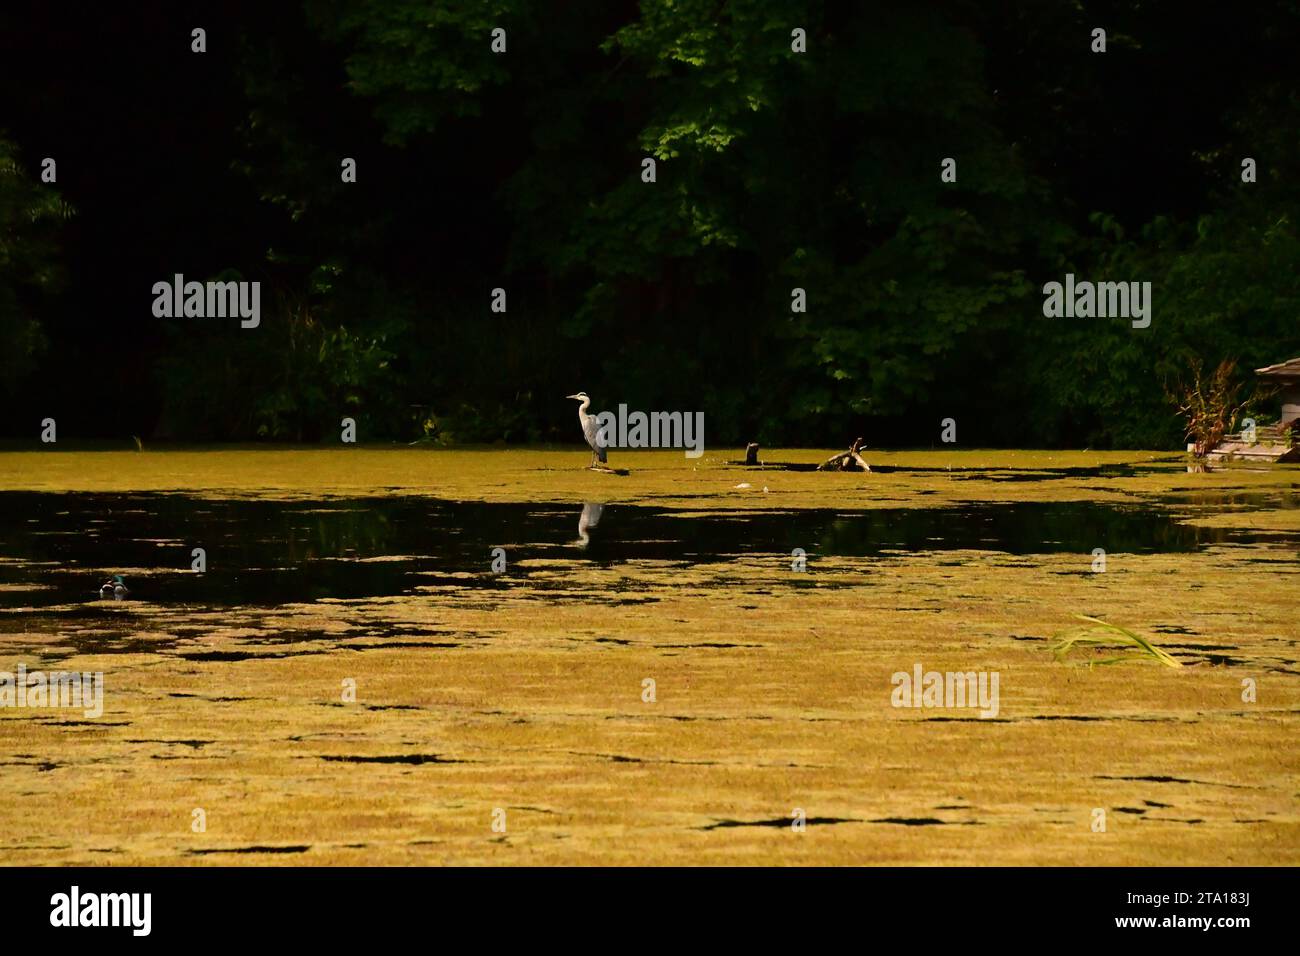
[{"x1": 577, "y1": 502, "x2": 604, "y2": 548}]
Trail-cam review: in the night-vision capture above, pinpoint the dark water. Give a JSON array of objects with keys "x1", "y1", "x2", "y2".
[
  {"x1": 0, "y1": 492, "x2": 1256, "y2": 608},
  {"x1": 1161, "y1": 489, "x2": 1300, "y2": 509}
]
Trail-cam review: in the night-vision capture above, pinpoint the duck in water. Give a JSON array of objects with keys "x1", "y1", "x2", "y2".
[{"x1": 100, "y1": 575, "x2": 128, "y2": 601}]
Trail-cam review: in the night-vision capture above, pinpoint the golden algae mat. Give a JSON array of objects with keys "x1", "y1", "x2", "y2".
[{"x1": 0, "y1": 447, "x2": 1296, "y2": 865}]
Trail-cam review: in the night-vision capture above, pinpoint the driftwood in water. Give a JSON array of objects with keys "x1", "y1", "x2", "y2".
[
  {"x1": 744, "y1": 443, "x2": 761, "y2": 466},
  {"x1": 817, "y1": 437, "x2": 870, "y2": 472}
]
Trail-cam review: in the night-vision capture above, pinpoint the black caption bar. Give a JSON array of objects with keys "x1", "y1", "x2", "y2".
[{"x1": 0, "y1": 867, "x2": 1280, "y2": 942}]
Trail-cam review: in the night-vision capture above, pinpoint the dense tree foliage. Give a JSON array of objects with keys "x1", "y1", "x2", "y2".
[
  {"x1": 0, "y1": 137, "x2": 71, "y2": 390},
  {"x1": 1, "y1": 0, "x2": 1297, "y2": 446}
]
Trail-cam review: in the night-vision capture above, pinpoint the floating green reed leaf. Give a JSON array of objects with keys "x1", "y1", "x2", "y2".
[{"x1": 1050, "y1": 615, "x2": 1183, "y2": 668}]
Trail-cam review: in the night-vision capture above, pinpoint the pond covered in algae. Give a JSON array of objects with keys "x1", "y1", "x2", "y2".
[{"x1": 0, "y1": 448, "x2": 1296, "y2": 866}]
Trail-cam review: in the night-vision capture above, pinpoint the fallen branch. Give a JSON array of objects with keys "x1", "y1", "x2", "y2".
[{"x1": 817, "y1": 437, "x2": 870, "y2": 472}]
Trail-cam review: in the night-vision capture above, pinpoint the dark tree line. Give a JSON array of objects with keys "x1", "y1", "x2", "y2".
[{"x1": 1, "y1": 0, "x2": 1297, "y2": 447}]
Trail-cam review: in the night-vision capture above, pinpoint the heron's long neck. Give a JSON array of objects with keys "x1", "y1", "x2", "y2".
[{"x1": 578, "y1": 398, "x2": 591, "y2": 416}]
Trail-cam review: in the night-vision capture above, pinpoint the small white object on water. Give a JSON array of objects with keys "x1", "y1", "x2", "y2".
[{"x1": 733, "y1": 482, "x2": 752, "y2": 489}]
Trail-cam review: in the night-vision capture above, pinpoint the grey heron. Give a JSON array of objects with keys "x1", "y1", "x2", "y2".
[{"x1": 566, "y1": 392, "x2": 608, "y2": 469}]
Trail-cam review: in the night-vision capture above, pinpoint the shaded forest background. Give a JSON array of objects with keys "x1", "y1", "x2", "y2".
[{"x1": 1, "y1": 0, "x2": 1298, "y2": 448}]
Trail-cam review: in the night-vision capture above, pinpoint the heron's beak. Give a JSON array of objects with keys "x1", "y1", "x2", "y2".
[{"x1": 565, "y1": 394, "x2": 580, "y2": 400}]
